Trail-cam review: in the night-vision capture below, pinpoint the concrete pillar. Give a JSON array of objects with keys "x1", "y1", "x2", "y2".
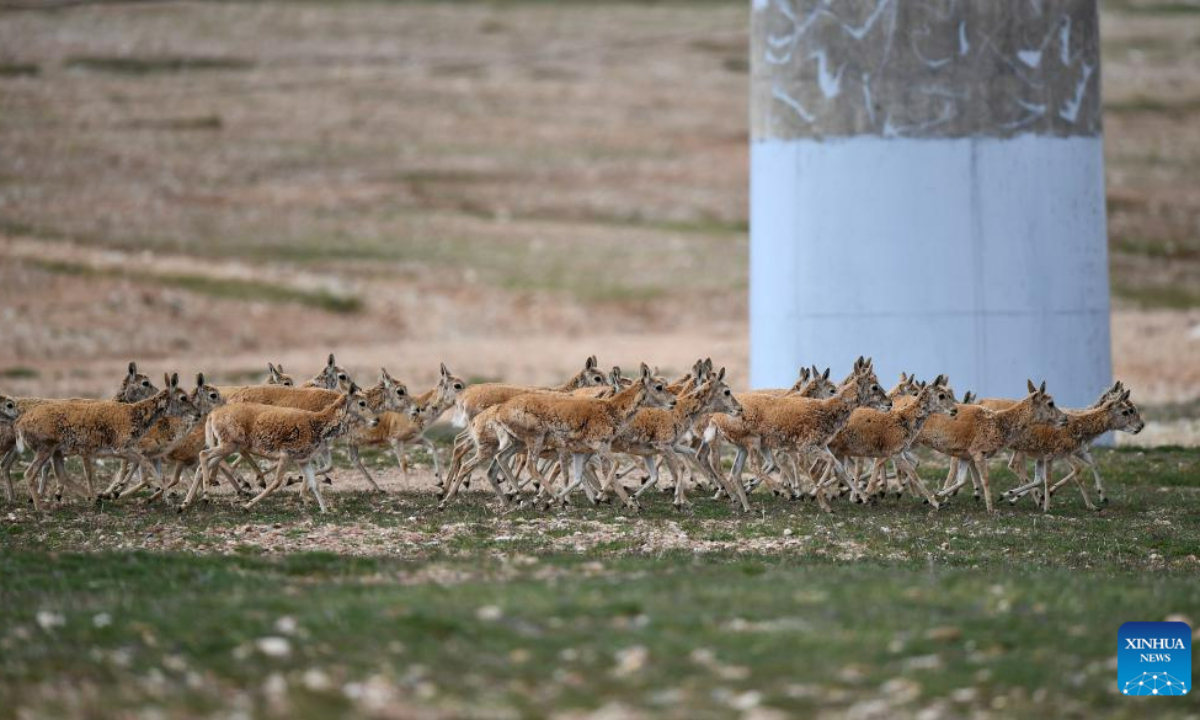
[{"x1": 750, "y1": 0, "x2": 1111, "y2": 406}]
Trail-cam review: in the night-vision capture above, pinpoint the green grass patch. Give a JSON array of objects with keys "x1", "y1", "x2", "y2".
[
  {"x1": 1105, "y1": 96, "x2": 1200, "y2": 118},
  {"x1": 29, "y1": 259, "x2": 362, "y2": 314},
  {"x1": 1, "y1": 551, "x2": 1197, "y2": 718},
  {"x1": 1, "y1": 450, "x2": 1197, "y2": 716},
  {"x1": 64, "y1": 56, "x2": 253, "y2": 75},
  {"x1": 0, "y1": 63, "x2": 39, "y2": 77},
  {"x1": 1112, "y1": 280, "x2": 1200, "y2": 309},
  {"x1": 1116, "y1": 1, "x2": 1200, "y2": 14},
  {"x1": 0, "y1": 366, "x2": 38, "y2": 379}
]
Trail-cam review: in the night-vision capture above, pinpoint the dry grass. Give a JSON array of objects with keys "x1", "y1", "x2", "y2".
[{"x1": 0, "y1": 1, "x2": 1197, "y2": 413}]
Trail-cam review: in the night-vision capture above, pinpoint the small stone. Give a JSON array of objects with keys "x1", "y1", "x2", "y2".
[
  {"x1": 613, "y1": 645, "x2": 649, "y2": 677},
  {"x1": 476, "y1": 605, "x2": 502, "y2": 621},
  {"x1": 36, "y1": 611, "x2": 65, "y2": 631},
  {"x1": 255, "y1": 636, "x2": 292, "y2": 658},
  {"x1": 274, "y1": 616, "x2": 298, "y2": 635},
  {"x1": 303, "y1": 668, "x2": 332, "y2": 691}
]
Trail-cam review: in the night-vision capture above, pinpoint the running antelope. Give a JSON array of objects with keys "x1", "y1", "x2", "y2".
[
  {"x1": 0, "y1": 364, "x2": 159, "y2": 502},
  {"x1": 828, "y1": 376, "x2": 958, "y2": 508},
  {"x1": 741, "y1": 357, "x2": 892, "y2": 511},
  {"x1": 612, "y1": 366, "x2": 743, "y2": 509},
  {"x1": 978, "y1": 381, "x2": 1127, "y2": 504},
  {"x1": 105, "y1": 374, "x2": 227, "y2": 501},
  {"x1": 190, "y1": 384, "x2": 379, "y2": 513},
  {"x1": 1000, "y1": 387, "x2": 1143, "y2": 511},
  {"x1": 474, "y1": 363, "x2": 676, "y2": 510},
  {"x1": 920, "y1": 380, "x2": 1069, "y2": 512},
  {"x1": 336, "y1": 365, "x2": 461, "y2": 491},
  {"x1": 15, "y1": 374, "x2": 198, "y2": 512}
]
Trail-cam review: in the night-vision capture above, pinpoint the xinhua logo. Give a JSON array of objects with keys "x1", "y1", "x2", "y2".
[{"x1": 1118, "y1": 621, "x2": 1191, "y2": 696}]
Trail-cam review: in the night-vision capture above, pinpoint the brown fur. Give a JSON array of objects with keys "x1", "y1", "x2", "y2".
[
  {"x1": 610, "y1": 367, "x2": 743, "y2": 507},
  {"x1": 461, "y1": 364, "x2": 675, "y2": 510},
  {"x1": 919, "y1": 380, "x2": 1068, "y2": 511},
  {"x1": 829, "y1": 377, "x2": 957, "y2": 506},
  {"x1": 1000, "y1": 388, "x2": 1143, "y2": 509},
  {"x1": 301, "y1": 353, "x2": 352, "y2": 390},
  {"x1": 102, "y1": 375, "x2": 228, "y2": 500},
  {"x1": 338, "y1": 365, "x2": 463, "y2": 490},
  {"x1": 15, "y1": 374, "x2": 197, "y2": 512},
  {"x1": 189, "y1": 386, "x2": 377, "y2": 513},
  {"x1": 452, "y1": 355, "x2": 607, "y2": 426}
]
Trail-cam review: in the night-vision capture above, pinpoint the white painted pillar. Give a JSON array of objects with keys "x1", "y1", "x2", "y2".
[{"x1": 750, "y1": 0, "x2": 1111, "y2": 407}]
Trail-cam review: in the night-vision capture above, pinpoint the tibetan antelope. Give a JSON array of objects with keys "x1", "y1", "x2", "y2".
[
  {"x1": 828, "y1": 376, "x2": 958, "y2": 508},
  {"x1": 742, "y1": 357, "x2": 892, "y2": 511},
  {"x1": 612, "y1": 366, "x2": 743, "y2": 509},
  {"x1": 15, "y1": 374, "x2": 198, "y2": 512},
  {"x1": 979, "y1": 381, "x2": 1128, "y2": 504},
  {"x1": 303, "y1": 353, "x2": 352, "y2": 390},
  {"x1": 266, "y1": 363, "x2": 295, "y2": 387},
  {"x1": 920, "y1": 380, "x2": 1069, "y2": 512},
  {"x1": 334, "y1": 365, "x2": 462, "y2": 491},
  {"x1": 190, "y1": 384, "x2": 379, "y2": 513},
  {"x1": 105, "y1": 374, "x2": 227, "y2": 501},
  {"x1": 1000, "y1": 387, "x2": 1144, "y2": 511},
  {"x1": 454, "y1": 363, "x2": 674, "y2": 511}
]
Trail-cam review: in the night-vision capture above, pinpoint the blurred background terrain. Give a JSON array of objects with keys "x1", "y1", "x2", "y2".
[{"x1": 0, "y1": 0, "x2": 1197, "y2": 443}]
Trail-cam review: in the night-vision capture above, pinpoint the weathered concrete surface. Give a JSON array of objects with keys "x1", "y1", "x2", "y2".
[
  {"x1": 749, "y1": 0, "x2": 1113, "y2": 408},
  {"x1": 752, "y1": 0, "x2": 1101, "y2": 140}
]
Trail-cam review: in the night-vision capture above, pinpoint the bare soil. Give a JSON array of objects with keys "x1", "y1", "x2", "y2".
[{"x1": 0, "y1": 1, "x2": 1197, "y2": 437}]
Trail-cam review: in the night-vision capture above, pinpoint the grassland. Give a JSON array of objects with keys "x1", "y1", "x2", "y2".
[{"x1": 2, "y1": 447, "x2": 1197, "y2": 718}]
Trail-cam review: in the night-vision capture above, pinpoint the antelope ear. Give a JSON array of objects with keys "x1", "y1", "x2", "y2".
[
  {"x1": 934, "y1": 374, "x2": 947, "y2": 387},
  {"x1": 276, "y1": 363, "x2": 284, "y2": 373},
  {"x1": 196, "y1": 373, "x2": 205, "y2": 387},
  {"x1": 348, "y1": 382, "x2": 361, "y2": 395},
  {"x1": 440, "y1": 362, "x2": 450, "y2": 378},
  {"x1": 640, "y1": 362, "x2": 651, "y2": 380},
  {"x1": 1121, "y1": 389, "x2": 1131, "y2": 401},
  {"x1": 586, "y1": 355, "x2": 597, "y2": 370},
  {"x1": 1027, "y1": 379, "x2": 1037, "y2": 394},
  {"x1": 327, "y1": 353, "x2": 336, "y2": 367},
  {"x1": 267, "y1": 362, "x2": 276, "y2": 374},
  {"x1": 717, "y1": 367, "x2": 726, "y2": 381},
  {"x1": 163, "y1": 373, "x2": 171, "y2": 388},
  {"x1": 822, "y1": 367, "x2": 830, "y2": 380},
  {"x1": 898, "y1": 372, "x2": 907, "y2": 383},
  {"x1": 128, "y1": 361, "x2": 138, "y2": 375},
  {"x1": 1039, "y1": 380, "x2": 1047, "y2": 394}
]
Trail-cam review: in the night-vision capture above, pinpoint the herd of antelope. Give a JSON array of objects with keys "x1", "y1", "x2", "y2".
[{"x1": 0, "y1": 353, "x2": 1144, "y2": 516}]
